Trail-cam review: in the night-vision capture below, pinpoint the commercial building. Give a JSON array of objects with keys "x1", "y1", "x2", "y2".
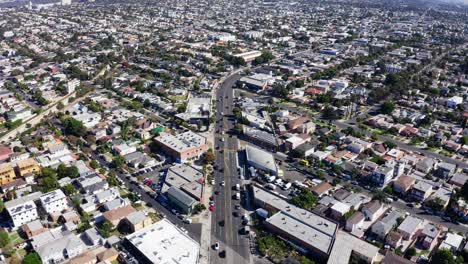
[
  {"x1": 176, "y1": 94, "x2": 211, "y2": 124},
  {"x1": 154, "y1": 131, "x2": 208, "y2": 162},
  {"x1": 327, "y1": 231, "x2": 381, "y2": 264},
  {"x1": 246, "y1": 145, "x2": 278, "y2": 176},
  {"x1": 233, "y1": 50, "x2": 262, "y2": 62},
  {"x1": 253, "y1": 186, "x2": 337, "y2": 260},
  {"x1": 167, "y1": 186, "x2": 198, "y2": 214},
  {"x1": 164, "y1": 164, "x2": 204, "y2": 202},
  {"x1": 124, "y1": 219, "x2": 200, "y2": 264}
]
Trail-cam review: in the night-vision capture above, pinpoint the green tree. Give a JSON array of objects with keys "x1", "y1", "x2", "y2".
[
  {"x1": 42, "y1": 176, "x2": 59, "y2": 192},
  {"x1": 322, "y1": 106, "x2": 339, "y2": 120},
  {"x1": 98, "y1": 220, "x2": 114, "y2": 238},
  {"x1": 63, "y1": 117, "x2": 86, "y2": 136},
  {"x1": 62, "y1": 184, "x2": 77, "y2": 196},
  {"x1": 461, "y1": 136, "x2": 468, "y2": 146},
  {"x1": 380, "y1": 101, "x2": 395, "y2": 115},
  {"x1": 290, "y1": 189, "x2": 318, "y2": 210},
  {"x1": 0, "y1": 199, "x2": 4, "y2": 213},
  {"x1": 0, "y1": 230, "x2": 9, "y2": 247},
  {"x1": 112, "y1": 155, "x2": 125, "y2": 168},
  {"x1": 107, "y1": 174, "x2": 119, "y2": 187},
  {"x1": 90, "y1": 160, "x2": 100, "y2": 169},
  {"x1": 430, "y1": 249, "x2": 463, "y2": 264},
  {"x1": 23, "y1": 252, "x2": 42, "y2": 264}
]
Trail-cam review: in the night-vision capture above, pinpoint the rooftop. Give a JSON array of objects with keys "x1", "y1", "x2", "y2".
[{"x1": 125, "y1": 219, "x2": 200, "y2": 264}]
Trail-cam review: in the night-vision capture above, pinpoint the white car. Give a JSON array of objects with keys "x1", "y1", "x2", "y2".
[
  {"x1": 220, "y1": 181, "x2": 225, "y2": 186},
  {"x1": 214, "y1": 242, "x2": 220, "y2": 250}
]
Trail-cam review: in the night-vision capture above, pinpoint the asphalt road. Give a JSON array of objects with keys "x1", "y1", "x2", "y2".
[
  {"x1": 88, "y1": 152, "x2": 203, "y2": 241},
  {"x1": 210, "y1": 73, "x2": 252, "y2": 264}
]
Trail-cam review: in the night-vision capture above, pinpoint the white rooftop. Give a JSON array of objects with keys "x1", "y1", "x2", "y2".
[
  {"x1": 156, "y1": 131, "x2": 206, "y2": 152},
  {"x1": 125, "y1": 219, "x2": 200, "y2": 264}
]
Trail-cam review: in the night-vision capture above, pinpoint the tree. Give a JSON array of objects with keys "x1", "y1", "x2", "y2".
[
  {"x1": 322, "y1": 106, "x2": 338, "y2": 120},
  {"x1": 98, "y1": 220, "x2": 114, "y2": 238},
  {"x1": 204, "y1": 150, "x2": 215, "y2": 164},
  {"x1": 42, "y1": 176, "x2": 59, "y2": 192},
  {"x1": 23, "y1": 252, "x2": 42, "y2": 264},
  {"x1": 112, "y1": 155, "x2": 125, "y2": 168},
  {"x1": 107, "y1": 174, "x2": 119, "y2": 187},
  {"x1": 62, "y1": 184, "x2": 77, "y2": 196},
  {"x1": 0, "y1": 230, "x2": 9, "y2": 248},
  {"x1": 192, "y1": 204, "x2": 206, "y2": 214},
  {"x1": 90, "y1": 160, "x2": 100, "y2": 169},
  {"x1": 461, "y1": 136, "x2": 468, "y2": 146},
  {"x1": 63, "y1": 117, "x2": 86, "y2": 136},
  {"x1": 461, "y1": 182, "x2": 468, "y2": 201},
  {"x1": 405, "y1": 247, "x2": 417, "y2": 259},
  {"x1": 0, "y1": 199, "x2": 4, "y2": 213},
  {"x1": 430, "y1": 249, "x2": 463, "y2": 264},
  {"x1": 57, "y1": 164, "x2": 79, "y2": 179},
  {"x1": 290, "y1": 189, "x2": 318, "y2": 210},
  {"x1": 380, "y1": 101, "x2": 395, "y2": 115},
  {"x1": 383, "y1": 141, "x2": 396, "y2": 149}
]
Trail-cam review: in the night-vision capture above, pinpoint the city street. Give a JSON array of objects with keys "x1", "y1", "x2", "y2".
[{"x1": 210, "y1": 73, "x2": 252, "y2": 264}]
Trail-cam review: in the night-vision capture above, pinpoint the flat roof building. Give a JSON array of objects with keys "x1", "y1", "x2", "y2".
[
  {"x1": 154, "y1": 131, "x2": 208, "y2": 163},
  {"x1": 246, "y1": 145, "x2": 278, "y2": 176},
  {"x1": 253, "y1": 186, "x2": 337, "y2": 260},
  {"x1": 124, "y1": 219, "x2": 200, "y2": 264}
]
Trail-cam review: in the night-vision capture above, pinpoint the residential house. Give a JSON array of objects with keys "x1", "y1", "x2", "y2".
[
  {"x1": 435, "y1": 162, "x2": 457, "y2": 179},
  {"x1": 411, "y1": 181, "x2": 433, "y2": 202},
  {"x1": 362, "y1": 200, "x2": 385, "y2": 222},
  {"x1": 22, "y1": 220, "x2": 46, "y2": 239},
  {"x1": 96, "y1": 248, "x2": 119, "y2": 263},
  {"x1": 36, "y1": 233, "x2": 85, "y2": 264},
  {"x1": 124, "y1": 211, "x2": 152, "y2": 232},
  {"x1": 420, "y1": 223, "x2": 441, "y2": 249},
  {"x1": 0, "y1": 163, "x2": 16, "y2": 185},
  {"x1": 397, "y1": 216, "x2": 423, "y2": 240},
  {"x1": 40, "y1": 189, "x2": 68, "y2": 215},
  {"x1": 393, "y1": 175, "x2": 415, "y2": 194},
  {"x1": 330, "y1": 202, "x2": 350, "y2": 220},
  {"x1": 415, "y1": 158, "x2": 435, "y2": 174},
  {"x1": 371, "y1": 210, "x2": 403, "y2": 239},
  {"x1": 103, "y1": 205, "x2": 137, "y2": 226},
  {"x1": 16, "y1": 158, "x2": 40, "y2": 176},
  {"x1": 439, "y1": 233, "x2": 464, "y2": 252},
  {"x1": 449, "y1": 173, "x2": 468, "y2": 188},
  {"x1": 371, "y1": 165, "x2": 394, "y2": 187},
  {"x1": 345, "y1": 211, "x2": 365, "y2": 232},
  {"x1": 311, "y1": 182, "x2": 333, "y2": 197},
  {"x1": 385, "y1": 231, "x2": 403, "y2": 248}
]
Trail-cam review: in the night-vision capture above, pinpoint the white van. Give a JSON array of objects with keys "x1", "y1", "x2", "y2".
[
  {"x1": 267, "y1": 183, "x2": 276, "y2": 190},
  {"x1": 235, "y1": 192, "x2": 241, "y2": 200}
]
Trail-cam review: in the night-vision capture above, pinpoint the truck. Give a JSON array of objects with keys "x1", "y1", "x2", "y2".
[
  {"x1": 299, "y1": 159, "x2": 309, "y2": 166},
  {"x1": 235, "y1": 192, "x2": 241, "y2": 200}
]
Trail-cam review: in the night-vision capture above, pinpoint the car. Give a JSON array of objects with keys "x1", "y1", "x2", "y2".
[
  {"x1": 209, "y1": 201, "x2": 215, "y2": 205},
  {"x1": 177, "y1": 214, "x2": 184, "y2": 220},
  {"x1": 220, "y1": 181, "x2": 225, "y2": 186},
  {"x1": 219, "y1": 220, "x2": 225, "y2": 226},
  {"x1": 171, "y1": 209, "x2": 178, "y2": 214},
  {"x1": 233, "y1": 211, "x2": 239, "y2": 217},
  {"x1": 213, "y1": 242, "x2": 220, "y2": 251},
  {"x1": 209, "y1": 204, "x2": 215, "y2": 212},
  {"x1": 235, "y1": 204, "x2": 241, "y2": 210},
  {"x1": 214, "y1": 190, "x2": 220, "y2": 195}
]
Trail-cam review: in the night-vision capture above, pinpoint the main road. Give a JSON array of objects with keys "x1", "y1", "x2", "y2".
[{"x1": 210, "y1": 73, "x2": 252, "y2": 264}]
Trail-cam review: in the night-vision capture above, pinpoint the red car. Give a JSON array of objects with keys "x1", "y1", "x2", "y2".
[
  {"x1": 209, "y1": 204, "x2": 215, "y2": 212},
  {"x1": 144, "y1": 179, "x2": 153, "y2": 185}
]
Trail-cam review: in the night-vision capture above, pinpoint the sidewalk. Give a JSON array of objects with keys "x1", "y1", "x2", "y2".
[{"x1": 195, "y1": 182, "x2": 213, "y2": 264}]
